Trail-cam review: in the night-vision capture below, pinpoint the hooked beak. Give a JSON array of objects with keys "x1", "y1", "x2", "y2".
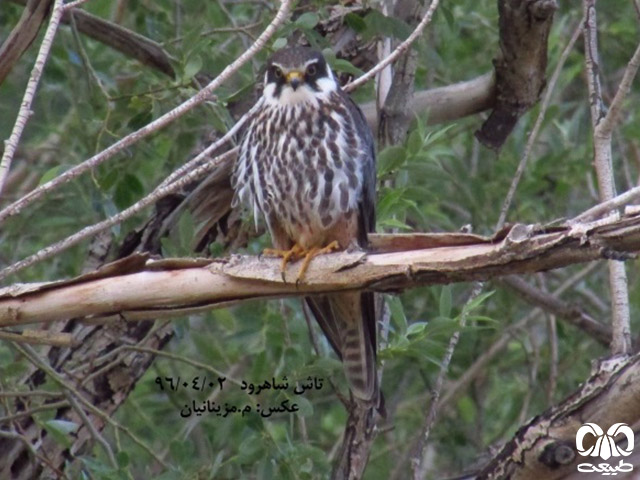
[{"x1": 285, "y1": 71, "x2": 303, "y2": 90}]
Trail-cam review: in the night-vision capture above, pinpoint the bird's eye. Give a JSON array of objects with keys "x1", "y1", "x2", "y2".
[
  {"x1": 306, "y1": 64, "x2": 317, "y2": 77},
  {"x1": 272, "y1": 67, "x2": 283, "y2": 79}
]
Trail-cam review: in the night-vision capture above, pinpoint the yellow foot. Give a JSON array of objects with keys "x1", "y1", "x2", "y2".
[
  {"x1": 296, "y1": 240, "x2": 340, "y2": 282},
  {"x1": 263, "y1": 244, "x2": 306, "y2": 282},
  {"x1": 263, "y1": 241, "x2": 340, "y2": 283}
]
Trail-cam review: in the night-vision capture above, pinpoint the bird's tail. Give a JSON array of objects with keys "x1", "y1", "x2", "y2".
[{"x1": 305, "y1": 291, "x2": 379, "y2": 404}]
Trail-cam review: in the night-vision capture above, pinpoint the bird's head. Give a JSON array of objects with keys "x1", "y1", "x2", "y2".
[{"x1": 263, "y1": 47, "x2": 338, "y2": 106}]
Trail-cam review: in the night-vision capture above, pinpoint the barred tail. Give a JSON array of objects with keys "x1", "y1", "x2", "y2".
[{"x1": 306, "y1": 291, "x2": 378, "y2": 402}]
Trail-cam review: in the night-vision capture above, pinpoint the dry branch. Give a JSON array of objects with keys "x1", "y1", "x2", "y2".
[
  {"x1": 0, "y1": 0, "x2": 53, "y2": 85},
  {"x1": 476, "y1": 353, "x2": 640, "y2": 479},
  {"x1": 0, "y1": 0, "x2": 64, "y2": 196},
  {"x1": 476, "y1": 0, "x2": 557, "y2": 150},
  {"x1": 582, "y1": 0, "x2": 638, "y2": 354},
  {"x1": 7, "y1": 0, "x2": 176, "y2": 78},
  {"x1": 2, "y1": 212, "x2": 639, "y2": 328}
]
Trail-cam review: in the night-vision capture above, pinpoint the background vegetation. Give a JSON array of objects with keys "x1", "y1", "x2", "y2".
[{"x1": 1, "y1": 0, "x2": 638, "y2": 478}]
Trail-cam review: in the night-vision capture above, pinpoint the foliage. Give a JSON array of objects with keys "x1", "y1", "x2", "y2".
[{"x1": 1, "y1": 0, "x2": 639, "y2": 478}]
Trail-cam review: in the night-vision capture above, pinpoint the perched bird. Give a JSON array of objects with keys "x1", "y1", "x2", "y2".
[{"x1": 232, "y1": 47, "x2": 379, "y2": 403}]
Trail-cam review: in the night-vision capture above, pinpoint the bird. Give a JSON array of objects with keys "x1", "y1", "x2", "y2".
[{"x1": 231, "y1": 46, "x2": 379, "y2": 404}]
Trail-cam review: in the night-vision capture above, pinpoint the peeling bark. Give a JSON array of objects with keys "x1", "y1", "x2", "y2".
[
  {"x1": 2, "y1": 213, "x2": 639, "y2": 328},
  {"x1": 476, "y1": 353, "x2": 640, "y2": 479}
]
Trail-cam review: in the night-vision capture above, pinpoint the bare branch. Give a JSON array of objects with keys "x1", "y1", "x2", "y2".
[
  {"x1": 8, "y1": 0, "x2": 176, "y2": 78},
  {"x1": 362, "y1": 72, "x2": 495, "y2": 130},
  {"x1": 582, "y1": 0, "x2": 632, "y2": 354},
  {"x1": 0, "y1": 0, "x2": 65, "y2": 196},
  {"x1": 500, "y1": 275, "x2": 611, "y2": 345},
  {"x1": 411, "y1": 283, "x2": 483, "y2": 479},
  {"x1": 0, "y1": 0, "x2": 53, "y2": 85},
  {"x1": 476, "y1": 354, "x2": 640, "y2": 478},
  {"x1": 0, "y1": 148, "x2": 237, "y2": 281},
  {"x1": 441, "y1": 263, "x2": 600, "y2": 407},
  {"x1": 344, "y1": 0, "x2": 441, "y2": 93},
  {"x1": 62, "y1": 0, "x2": 92, "y2": 10},
  {"x1": 571, "y1": 185, "x2": 640, "y2": 223},
  {"x1": 0, "y1": 0, "x2": 292, "y2": 224},
  {"x1": 2, "y1": 213, "x2": 639, "y2": 328},
  {"x1": 0, "y1": 329, "x2": 75, "y2": 347}
]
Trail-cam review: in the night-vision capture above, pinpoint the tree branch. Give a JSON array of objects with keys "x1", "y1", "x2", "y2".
[
  {"x1": 0, "y1": 0, "x2": 292, "y2": 225},
  {"x1": 582, "y1": 0, "x2": 633, "y2": 354},
  {"x1": 0, "y1": 0, "x2": 64, "y2": 197},
  {"x1": 476, "y1": 0, "x2": 558, "y2": 150},
  {"x1": 0, "y1": 0, "x2": 53, "y2": 85},
  {"x1": 7, "y1": 0, "x2": 176, "y2": 78},
  {"x1": 476, "y1": 353, "x2": 640, "y2": 479},
  {"x1": 2, "y1": 212, "x2": 639, "y2": 328}
]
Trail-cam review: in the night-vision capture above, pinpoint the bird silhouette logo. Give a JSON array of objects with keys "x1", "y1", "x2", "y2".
[{"x1": 576, "y1": 423, "x2": 635, "y2": 460}]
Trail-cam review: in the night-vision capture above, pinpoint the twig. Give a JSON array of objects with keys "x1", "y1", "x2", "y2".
[
  {"x1": 165, "y1": 20, "x2": 264, "y2": 45},
  {"x1": 410, "y1": 283, "x2": 483, "y2": 480},
  {"x1": 0, "y1": 148, "x2": 236, "y2": 281},
  {"x1": 64, "y1": 391, "x2": 118, "y2": 469},
  {"x1": 583, "y1": 0, "x2": 633, "y2": 354},
  {"x1": 0, "y1": 0, "x2": 65, "y2": 197},
  {"x1": 441, "y1": 263, "x2": 598, "y2": 406},
  {"x1": 496, "y1": 19, "x2": 583, "y2": 229},
  {"x1": 0, "y1": 329, "x2": 75, "y2": 347},
  {"x1": 571, "y1": 184, "x2": 640, "y2": 223},
  {"x1": 0, "y1": 0, "x2": 53, "y2": 85},
  {"x1": 0, "y1": 429, "x2": 69, "y2": 479},
  {"x1": 0, "y1": 390, "x2": 63, "y2": 398},
  {"x1": 13, "y1": 342, "x2": 169, "y2": 469},
  {"x1": 595, "y1": 41, "x2": 640, "y2": 139},
  {"x1": 344, "y1": 0, "x2": 440, "y2": 93},
  {"x1": 500, "y1": 275, "x2": 611, "y2": 345},
  {"x1": 62, "y1": 0, "x2": 92, "y2": 9},
  {"x1": 0, "y1": 400, "x2": 69, "y2": 423},
  {"x1": 0, "y1": 0, "x2": 292, "y2": 224}
]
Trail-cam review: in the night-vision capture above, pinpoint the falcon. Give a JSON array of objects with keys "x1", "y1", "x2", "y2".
[{"x1": 232, "y1": 47, "x2": 379, "y2": 403}]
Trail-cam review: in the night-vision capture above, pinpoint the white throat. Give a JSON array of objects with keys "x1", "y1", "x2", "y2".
[{"x1": 263, "y1": 70, "x2": 338, "y2": 107}]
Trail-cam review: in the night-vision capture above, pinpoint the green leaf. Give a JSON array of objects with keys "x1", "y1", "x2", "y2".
[
  {"x1": 113, "y1": 173, "x2": 144, "y2": 209},
  {"x1": 43, "y1": 419, "x2": 78, "y2": 447},
  {"x1": 345, "y1": 13, "x2": 367, "y2": 33},
  {"x1": 183, "y1": 54, "x2": 202, "y2": 80},
  {"x1": 388, "y1": 296, "x2": 408, "y2": 333},
  {"x1": 295, "y1": 12, "x2": 319, "y2": 30},
  {"x1": 273, "y1": 37, "x2": 287, "y2": 50},
  {"x1": 406, "y1": 321, "x2": 428, "y2": 337},
  {"x1": 439, "y1": 285, "x2": 452, "y2": 319},
  {"x1": 294, "y1": 396, "x2": 314, "y2": 417},
  {"x1": 329, "y1": 58, "x2": 363, "y2": 76},
  {"x1": 378, "y1": 218, "x2": 412, "y2": 231},
  {"x1": 364, "y1": 10, "x2": 411, "y2": 40},
  {"x1": 460, "y1": 291, "x2": 494, "y2": 316},
  {"x1": 377, "y1": 145, "x2": 407, "y2": 176},
  {"x1": 116, "y1": 451, "x2": 130, "y2": 469},
  {"x1": 38, "y1": 165, "x2": 65, "y2": 185},
  {"x1": 439, "y1": 4, "x2": 456, "y2": 30}
]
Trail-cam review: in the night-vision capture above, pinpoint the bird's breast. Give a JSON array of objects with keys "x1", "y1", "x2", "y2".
[{"x1": 235, "y1": 95, "x2": 365, "y2": 247}]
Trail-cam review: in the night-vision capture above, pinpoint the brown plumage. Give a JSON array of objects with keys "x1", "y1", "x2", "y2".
[{"x1": 232, "y1": 47, "x2": 379, "y2": 403}]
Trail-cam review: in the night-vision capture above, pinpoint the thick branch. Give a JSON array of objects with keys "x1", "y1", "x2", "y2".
[
  {"x1": 0, "y1": 0, "x2": 53, "y2": 85},
  {"x1": 476, "y1": 0, "x2": 557, "y2": 150},
  {"x1": 8, "y1": 0, "x2": 176, "y2": 78},
  {"x1": 476, "y1": 353, "x2": 640, "y2": 479},
  {"x1": 2, "y1": 213, "x2": 639, "y2": 328}
]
